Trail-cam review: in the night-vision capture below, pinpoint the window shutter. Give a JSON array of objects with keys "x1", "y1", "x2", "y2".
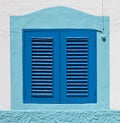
[
  {"x1": 60, "y1": 30, "x2": 97, "y2": 103},
  {"x1": 23, "y1": 30, "x2": 59, "y2": 103},
  {"x1": 23, "y1": 29, "x2": 97, "y2": 104}
]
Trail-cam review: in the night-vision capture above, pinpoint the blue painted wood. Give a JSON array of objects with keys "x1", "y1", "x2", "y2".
[
  {"x1": 23, "y1": 29, "x2": 96, "y2": 104},
  {"x1": 60, "y1": 29, "x2": 97, "y2": 103},
  {"x1": 23, "y1": 30, "x2": 60, "y2": 103}
]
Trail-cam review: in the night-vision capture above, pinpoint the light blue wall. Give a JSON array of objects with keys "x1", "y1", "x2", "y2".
[{"x1": 10, "y1": 6, "x2": 109, "y2": 110}]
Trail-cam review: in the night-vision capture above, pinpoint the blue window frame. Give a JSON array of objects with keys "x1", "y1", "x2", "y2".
[{"x1": 23, "y1": 29, "x2": 97, "y2": 104}]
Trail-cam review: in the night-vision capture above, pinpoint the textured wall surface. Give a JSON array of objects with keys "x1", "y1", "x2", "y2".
[{"x1": 0, "y1": 111, "x2": 120, "y2": 123}]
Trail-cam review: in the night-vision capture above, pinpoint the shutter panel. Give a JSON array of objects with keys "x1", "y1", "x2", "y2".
[
  {"x1": 60, "y1": 30, "x2": 97, "y2": 104},
  {"x1": 23, "y1": 30, "x2": 59, "y2": 103}
]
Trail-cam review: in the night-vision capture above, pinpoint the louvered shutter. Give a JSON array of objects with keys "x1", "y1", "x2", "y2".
[
  {"x1": 23, "y1": 30, "x2": 59, "y2": 103},
  {"x1": 60, "y1": 30, "x2": 97, "y2": 103},
  {"x1": 23, "y1": 29, "x2": 97, "y2": 104}
]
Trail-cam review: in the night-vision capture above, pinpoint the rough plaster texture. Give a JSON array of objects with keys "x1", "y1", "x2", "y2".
[{"x1": 0, "y1": 111, "x2": 120, "y2": 123}]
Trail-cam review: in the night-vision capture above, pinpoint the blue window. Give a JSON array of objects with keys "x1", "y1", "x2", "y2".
[{"x1": 23, "y1": 29, "x2": 97, "y2": 104}]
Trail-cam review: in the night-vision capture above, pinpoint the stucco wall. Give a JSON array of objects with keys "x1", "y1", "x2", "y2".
[
  {"x1": 0, "y1": 111, "x2": 120, "y2": 123},
  {"x1": 0, "y1": 0, "x2": 120, "y2": 110}
]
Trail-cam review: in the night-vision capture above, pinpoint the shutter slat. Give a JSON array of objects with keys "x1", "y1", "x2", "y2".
[
  {"x1": 32, "y1": 83, "x2": 52, "y2": 85},
  {"x1": 32, "y1": 73, "x2": 52, "y2": 75},
  {"x1": 32, "y1": 93, "x2": 53, "y2": 97},
  {"x1": 67, "y1": 52, "x2": 88, "y2": 54},
  {"x1": 67, "y1": 48, "x2": 88, "y2": 50},
  {"x1": 32, "y1": 70, "x2": 52, "y2": 73},
  {"x1": 32, "y1": 52, "x2": 52, "y2": 55},
  {"x1": 32, "y1": 80, "x2": 52, "y2": 82},
  {"x1": 67, "y1": 90, "x2": 88, "y2": 92},
  {"x1": 67, "y1": 56, "x2": 88, "y2": 58},
  {"x1": 67, "y1": 38, "x2": 88, "y2": 42},
  {"x1": 67, "y1": 46, "x2": 88, "y2": 48},
  {"x1": 32, "y1": 42, "x2": 53, "y2": 44},
  {"x1": 67, "y1": 66, "x2": 88, "y2": 69},
  {"x1": 67, "y1": 42, "x2": 88, "y2": 44},
  {"x1": 67, "y1": 80, "x2": 88, "y2": 82},
  {"x1": 32, "y1": 76, "x2": 52, "y2": 79},
  {"x1": 32, "y1": 86, "x2": 53, "y2": 89},
  {"x1": 67, "y1": 86, "x2": 88, "y2": 89},
  {"x1": 67, "y1": 93, "x2": 88, "y2": 97},
  {"x1": 67, "y1": 83, "x2": 88, "y2": 86},
  {"x1": 32, "y1": 60, "x2": 52, "y2": 62},
  {"x1": 32, "y1": 49, "x2": 53, "y2": 52},
  {"x1": 32, "y1": 66, "x2": 53, "y2": 68}
]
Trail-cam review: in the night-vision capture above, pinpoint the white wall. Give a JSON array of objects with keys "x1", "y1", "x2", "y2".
[{"x1": 0, "y1": 0, "x2": 120, "y2": 110}]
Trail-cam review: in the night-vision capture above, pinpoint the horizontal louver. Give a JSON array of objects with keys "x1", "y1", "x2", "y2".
[
  {"x1": 66, "y1": 38, "x2": 88, "y2": 97},
  {"x1": 31, "y1": 38, "x2": 53, "y2": 97}
]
